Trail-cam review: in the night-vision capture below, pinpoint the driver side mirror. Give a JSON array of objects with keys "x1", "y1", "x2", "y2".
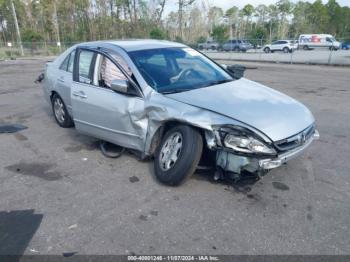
[
  {"x1": 226, "y1": 64, "x2": 246, "y2": 80},
  {"x1": 110, "y1": 79, "x2": 129, "y2": 94}
]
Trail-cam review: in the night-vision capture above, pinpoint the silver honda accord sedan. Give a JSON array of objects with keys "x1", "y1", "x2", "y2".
[{"x1": 43, "y1": 39, "x2": 319, "y2": 185}]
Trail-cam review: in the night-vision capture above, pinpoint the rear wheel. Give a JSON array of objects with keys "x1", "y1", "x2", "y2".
[
  {"x1": 154, "y1": 125, "x2": 203, "y2": 186},
  {"x1": 303, "y1": 45, "x2": 309, "y2": 50},
  {"x1": 51, "y1": 93, "x2": 73, "y2": 128},
  {"x1": 264, "y1": 47, "x2": 270, "y2": 53}
]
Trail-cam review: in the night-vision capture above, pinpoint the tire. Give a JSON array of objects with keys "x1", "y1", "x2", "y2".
[
  {"x1": 211, "y1": 46, "x2": 216, "y2": 50},
  {"x1": 264, "y1": 47, "x2": 270, "y2": 53},
  {"x1": 154, "y1": 125, "x2": 203, "y2": 186},
  {"x1": 303, "y1": 45, "x2": 309, "y2": 50},
  {"x1": 283, "y1": 47, "x2": 289, "y2": 53},
  {"x1": 51, "y1": 93, "x2": 74, "y2": 128},
  {"x1": 198, "y1": 46, "x2": 203, "y2": 50}
]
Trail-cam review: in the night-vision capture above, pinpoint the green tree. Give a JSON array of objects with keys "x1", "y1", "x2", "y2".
[
  {"x1": 277, "y1": 0, "x2": 293, "y2": 38},
  {"x1": 326, "y1": 0, "x2": 342, "y2": 35},
  {"x1": 306, "y1": 0, "x2": 330, "y2": 33},
  {"x1": 150, "y1": 27, "x2": 166, "y2": 39},
  {"x1": 21, "y1": 29, "x2": 43, "y2": 42},
  {"x1": 211, "y1": 25, "x2": 228, "y2": 44},
  {"x1": 242, "y1": 4, "x2": 255, "y2": 36}
]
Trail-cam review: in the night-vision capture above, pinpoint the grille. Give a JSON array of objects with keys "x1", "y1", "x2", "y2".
[{"x1": 274, "y1": 125, "x2": 315, "y2": 152}]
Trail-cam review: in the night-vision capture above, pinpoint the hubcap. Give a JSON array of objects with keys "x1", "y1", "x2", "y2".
[
  {"x1": 54, "y1": 98, "x2": 65, "y2": 123},
  {"x1": 159, "y1": 132, "x2": 183, "y2": 171}
]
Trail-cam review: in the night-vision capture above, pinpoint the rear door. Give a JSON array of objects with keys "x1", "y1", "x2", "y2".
[
  {"x1": 56, "y1": 50, "x2": 75, "y2": 114},
  {"x1": 71, "y1": 47, "x2": 146, "y2": 151}
]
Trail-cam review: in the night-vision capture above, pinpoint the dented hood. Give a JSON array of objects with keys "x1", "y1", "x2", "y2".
[{"x1": 165, "y1": 78, "x2": 314, "y2": 141}]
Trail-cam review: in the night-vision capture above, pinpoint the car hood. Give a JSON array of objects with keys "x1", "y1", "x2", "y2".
[{"x1": 165, "y1": 78, "x2": 314, "y2": 141}]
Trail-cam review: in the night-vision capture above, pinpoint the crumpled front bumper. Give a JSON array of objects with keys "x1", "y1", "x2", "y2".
[
  {"x1": 216, "y1": 130, "x2": 319, "y2": 174},
  {"x1": 259, "y1": 129, "x2": 319, "y2": 169}
]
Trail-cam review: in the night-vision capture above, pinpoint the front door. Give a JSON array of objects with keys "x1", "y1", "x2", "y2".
[{"x1": 71, "y1": 48, "x2": 147, "y2": 151}]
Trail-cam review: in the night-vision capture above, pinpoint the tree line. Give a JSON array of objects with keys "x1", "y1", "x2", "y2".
[{"x1": 0, "y1": 0, "x2": 349, "y2": 49}]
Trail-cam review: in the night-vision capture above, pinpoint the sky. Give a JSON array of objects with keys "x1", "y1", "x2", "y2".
[
  {"x1": 163, "y1": 0, "x2": 350, "y2": 15},
  {"x1": 208, "y1": 0, "x2": 350, "y2": 10}
]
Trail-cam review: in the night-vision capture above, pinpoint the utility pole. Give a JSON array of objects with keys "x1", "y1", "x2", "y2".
[
  {"x1": 10, "y1": 0, "x2": 24, "y2": 56},
  {"x1": 35, "y1": 0, "x2": 47, "y2": 54},
  {"x1": 53, "y1": 0, "x2": 61, "y2": 51}
]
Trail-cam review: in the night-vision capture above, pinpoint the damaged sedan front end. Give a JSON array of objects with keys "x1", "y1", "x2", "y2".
[
  {"x1": 43, "y1": 39, "x2": 319, "y2": 186},
  {"x1": 213, "y1": 124, "x2": 319, "y2": 178}
]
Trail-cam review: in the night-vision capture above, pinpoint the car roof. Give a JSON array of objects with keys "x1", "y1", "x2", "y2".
[{"x1": 78, "y1": 39, "x2": 187, "y2": 52}]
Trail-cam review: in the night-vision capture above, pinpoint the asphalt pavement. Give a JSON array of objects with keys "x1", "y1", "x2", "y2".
[{"x1": 0, "y1": 58, "x2": 349, "y2": 255}]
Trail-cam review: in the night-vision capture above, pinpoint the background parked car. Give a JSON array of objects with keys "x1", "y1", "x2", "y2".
[
  {"x1": 198, "y1": 40, "x2": 220, "y2": 50},
  {"x1": 221, "y1": 39, "x2": 253, "y2": 52},
  {"x1": 263, "y1": 40, "x2": 297, "y2": 53},
  {"x1": 341, "y1": 42, "x2": 350, "y2": 50}
]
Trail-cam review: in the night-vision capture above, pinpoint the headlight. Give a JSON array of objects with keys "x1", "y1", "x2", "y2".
[{"x1": 223, "y1": 133, "x2": 276, "y2": 155}]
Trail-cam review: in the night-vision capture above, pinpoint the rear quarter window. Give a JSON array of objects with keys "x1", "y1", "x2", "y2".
[{"x1": 59, "y1": 55, "x2": 70, "y2": 71}]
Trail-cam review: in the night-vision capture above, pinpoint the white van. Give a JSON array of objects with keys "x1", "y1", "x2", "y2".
[{"x1": 298, "y1": 34, "x2": 341, "y2": 50}]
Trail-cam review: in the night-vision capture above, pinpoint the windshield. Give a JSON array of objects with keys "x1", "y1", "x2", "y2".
[{"x1": 128, "y1": 47, "x2": 233, "y2": 94}]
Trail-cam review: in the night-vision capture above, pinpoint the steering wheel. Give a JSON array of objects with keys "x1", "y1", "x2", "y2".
[
  {"x1": 139, "y1": 68, "x2": 157, "y2": 88},
  {"x1": 171, "y1": 68, "x2": 199, "y2": 83}
]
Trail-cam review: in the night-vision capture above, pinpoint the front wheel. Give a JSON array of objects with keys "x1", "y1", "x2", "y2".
[
  {"x1": 154, "y1": 125, "x2": 203, "y2": 186},
  {"x1": 283, "y1": 47, "x2": 289, "y2": 53}
]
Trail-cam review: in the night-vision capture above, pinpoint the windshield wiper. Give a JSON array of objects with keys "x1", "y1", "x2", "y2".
[
  {"x1": 160, "y1": 79, "x2": 233, "y2": 94},
  {"x1": 207, "y1": 79, "x2": 233, "y2": 86},
  {"x1": 160, "y1": 88, "x2": 193, "y2": 94}
]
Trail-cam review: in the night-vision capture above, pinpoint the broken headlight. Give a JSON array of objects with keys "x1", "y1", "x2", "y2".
[
  {"x1": 224, "y1": 134, "x2": 276, "y2": 155},
  {"x1": 216, "y1": 126, "x2": 276, "y2": 155}
]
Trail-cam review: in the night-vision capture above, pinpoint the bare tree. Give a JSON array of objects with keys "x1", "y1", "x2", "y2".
[{"x1": 177, "y1": 0, "x2": 195, "y2": 39}]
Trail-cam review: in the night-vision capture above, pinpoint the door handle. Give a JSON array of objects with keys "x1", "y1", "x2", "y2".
[{"x1": 72, "y1": 91, "x2": 87, "y2": 99}]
